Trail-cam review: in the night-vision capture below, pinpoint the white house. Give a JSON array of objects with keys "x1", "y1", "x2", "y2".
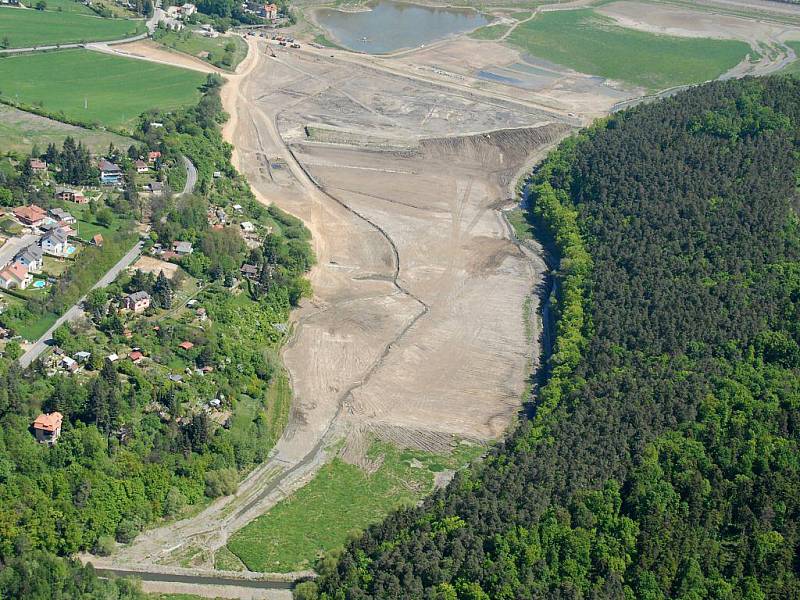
[
  {"x1": 0, "y1": 263, "x2": 32, "y2": 290},
  {"x1": 14, "y1": 244, "x2": 44, "y2": 273},
  {"x1": 41, "y1": 228, "x2": 71, "y2": 257}
]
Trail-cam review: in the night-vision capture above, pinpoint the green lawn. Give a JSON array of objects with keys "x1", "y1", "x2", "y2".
[
  {"x1": 507, "y1": 9, "x2": 751, "y2": 90},
  {"x1": 0, "y1": 7, "x2": 145, "y2": 48},
  {"x1": 22, "y1": 0, "x2": 95, "y2": 14},
  {"x1": 153, "y1": 29, "x2": 248, "y2": 71},
  {"x1": 227, "y1": 441, "x2": 484, "y2": 572},
  {"x1": 782, "y1": 42, "x2": 800, "y2": 77},
  {"x1": 468, "y1": 23, "x2": 511, "y2": 41},
  {"x1": 0, "y1": 50, "x2": 206, "y2": 130},
  {"x1": 0, "y1": 104, "x2": 134, "y2": 154}
]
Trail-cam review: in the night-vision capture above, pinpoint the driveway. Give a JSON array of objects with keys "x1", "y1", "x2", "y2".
[
  {"x1": 18, "y1": 240, "x2": 143, "y2": 368},
  {"x1": 0, "y1": 233, "x2": 38, "y2": 268}
]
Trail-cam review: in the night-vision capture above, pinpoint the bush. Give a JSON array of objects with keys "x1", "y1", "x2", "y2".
[
  {"x1": 204, "y1": 468, "x2": 237, "y2": 498},
  {"x1": 93, "y1": 535, "x2": 115, "y2": 556}
]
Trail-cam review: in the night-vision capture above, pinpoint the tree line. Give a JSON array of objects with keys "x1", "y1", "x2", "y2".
[{"x1": 298, "y1": 76, "x2": 800, "y2": 599}]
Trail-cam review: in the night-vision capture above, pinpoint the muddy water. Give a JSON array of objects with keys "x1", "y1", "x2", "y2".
[{"x1": 315, "y1": 0, "x2": 489, "y2": 54}]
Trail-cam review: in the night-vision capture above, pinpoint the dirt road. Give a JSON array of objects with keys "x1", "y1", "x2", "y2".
[{"x1": 92, "y1": 37, "x2": 566, "y2": 576}]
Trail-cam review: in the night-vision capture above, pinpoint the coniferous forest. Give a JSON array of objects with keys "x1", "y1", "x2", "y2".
[{"x1": 300, "y1": 76, "x2": 800, "y2": 599}]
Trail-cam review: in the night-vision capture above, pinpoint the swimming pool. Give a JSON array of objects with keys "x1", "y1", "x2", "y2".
[
  {"x1": 32, "y1": 280, "x2": 46, "y2": 289},
  {"x1": 66, "y1": 246, "x2": 76, "y2": 255}
]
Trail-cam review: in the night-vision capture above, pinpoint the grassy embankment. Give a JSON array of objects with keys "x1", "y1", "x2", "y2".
[
  {"x1": 0, "y1": 50, "x2": 206, "y2": 131},
  {"x1": 226, "y1": 441, "x2": 484, "y2": 573},
  {"x1": 153, "y1": 29, "x2": 248, "y2": 71},
  {"x1": 469, "y1": 23, "x2": 511, "y2": 40},
  {"x1": 782, "y1": 41, "x2": 800, "y2": 77},
  {"x1": 507, "y1": 9, "x2": 750, "y2": 90},
  {"x1": 0, "y1": 104, "x2": 133, "y2": 153},
  {"x1": 0, "y1": 6, "x2": 144, "y2": 48}
]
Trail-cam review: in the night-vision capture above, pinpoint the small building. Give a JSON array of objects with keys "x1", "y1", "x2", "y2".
[
  {"x1": 60, "y1": 356, "x2": 79, "y2": 373},
  {"x1": 262, "y1": 2, "x2": 278, "y2": 19},
  {"x1": 123, "y1": 290, "x2": 151, "y2": 313},
  {"x1": 147, "y1": 151, "x2": 162, "y2": 164},
  {"x1": 240, "y1": 263, "x2": 259, "y2": 280},
  {"x1": 240, "y1": 221, "x2": 255, "y2": 233},
  {"x1": 13, "y1": 205, "x2": 47, "y2": 227},
  {"x1": 98, "y1": 159, "x2": 122, "y2": 185},
  {"x1": 181, "y1": 2, "x2": 196, "y2": 16},
  {"x1": 33, "y1": 412, "x2": 63, "y2": 444},
  {"x1": 146, "y1": 181, "x2": 164, "y2": 195},
  {"x1": 74, "y1": 351, "x2": 92, "y2": 362},
  {"x1": 14, "y1": 244, "x2": 44, "y2": 273},
  {"x1": 49, "y1": 208, "x2": 76, "y2": 225},
  {"x1": 178, "y1": 340, "x2": 194, "y2": 351},
  {"x1": 0, "y1": 263, "x2": 32, "y2": 290},
  {"x1": 172, "y1": 241, "x2": 193, "y2": 255},
  {"x1": 129, "y1": 350, "x2": 144, "y2": 363},
  {"x1": 107, "y1": 353, "x2": 119, "y2": 362},
  {"x1": 135, "y1": 160, "x2": 149, "y2": 174},
  {"x1": 41, "y1": 228, "x2": 71, "y2": 257},
  {"x1": 92, "y1": 234, "x2": 104, "y2": 247},
  {"x1": 30, "y1": 158, "x2": 47, "y2": 174},
  {"x1": 55, "y1": 187, "x2": 87, "y2": 204},
  {"x1": 196, "y1": 307, "x2": 207, "y2": 322},
  {"x1": 168, "y1": 373, "x2": 183, "y2": 383},
  {"x1": 232, "y1": 204, "x2": 243, "y2": 212}
]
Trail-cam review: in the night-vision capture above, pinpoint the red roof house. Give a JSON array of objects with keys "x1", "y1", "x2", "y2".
[
  {"x1": 13, "y1": 204, "x2": 47, "y2": 226},
  {"x1": 33, "y1": 412, "x2": 63, "y2": 444},
  {"x1": 178, "y1": 341, "x2": 194, "y2": 350}
]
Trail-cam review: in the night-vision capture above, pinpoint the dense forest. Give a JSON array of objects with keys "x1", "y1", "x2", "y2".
[{"x1": 299, "y1": 76, "x2": 800, "y2": 599}]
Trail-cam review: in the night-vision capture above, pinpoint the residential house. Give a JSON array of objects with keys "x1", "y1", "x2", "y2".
[
  {"x1": 173, "y1": 241, "x2": 193, "y2": 255},
  {"x1": 32, "y1": 412, "x2": 63, "y2": 444},
  {"x1": 240, "y1": 221, "x2": 255, "y2": 233},
  {"x1": 92, "y1": 234, "x2": 104, "y2": 247},
  {"x1": 135, "y1": 160, "x2": 149, "y2": 173},
  {"x1": 146, "y1": 181, "x2": 164, "y2": 195},
  {"x1": 262, "y1": 3, "x2": 278, "y2": 19},
  {"x1": 55, "y1": 187, "x2": 87, "y2": 204},
  {"x1": 49, "y1": 208, "x2": 76, "y2": 225},
  {"x1": 147, "y1": 151, "x2": 162, "y2": 164},
  {"x1": 41, "y1": 228, "x2": 71, "y2": 257},
  {"x1": 129, "y1": 350, "x2": 144, "y2": 363},
  {"x1": 107, "y1": 353, "x2": 119, "y2": 362},
  {"x1": 99, "y1": 159, "x2": 122, "y2": 185},
  {"x1": 123, "y1": 290, "x2": 151, "y2": 313},
  {"x1": 60, "y1": 356, "x2": 79, "y2": 373},
  {"x1": 13, "y1": 205, "x2": 47, "y2": 227},
  {"x1": 178, "y1": 340, "x2": 194, "y2": 350},
  {"x1": 0, "y1": 263, "x2": 32, "y2": 290},
  {"x1": 182, "y1": 2, "x2": 196, "y2": 16},
  {"x1": 30, "y1": 159, "x2": 47, "y2": 174},
  {"x1": 240, "y1": 263, "x2": 259, "y2": 280},
  {"x1": 14, "y1": 244, "x2": 44, "y2": 273}
]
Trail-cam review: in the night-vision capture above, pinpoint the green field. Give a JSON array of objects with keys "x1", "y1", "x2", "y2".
[
  {"x1": 469, "y1": 23, "x2": 511, "y2": 40},
  {"x1": 782, "y1": 41, "x2": 800, "y2": 77},
  {"x1": 0, "y1": 104, "x2": 133, "y2": 153},
  {"x1": 153, "y1": 29, "x2": 248, "y2": 71},
  {"x1": 21, "y1": 0, "x2": 94, "y2": 14},
  {"x1": 507, "y1": 9, "x2": 750, "y2": 89},
  {"x1": 0, "y1": 50, "x2": 206, "y2": 130},
  {"x1": 0, "y1": 7, "x2": 145, "y2": 48},
  {"x1": 227, "y1": 441, "x2": 483, "y2": 573}
]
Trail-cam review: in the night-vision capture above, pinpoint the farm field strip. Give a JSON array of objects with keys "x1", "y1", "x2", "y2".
[
  {"x1": 507, "y1": 9, "x2": 751, "y2": 89},
  {"x1": 0, "y1": 6, "x2": 145, "y2": 48},
  {"x1": 0, "y1": 49, "x2": 207, "y2": 130}
]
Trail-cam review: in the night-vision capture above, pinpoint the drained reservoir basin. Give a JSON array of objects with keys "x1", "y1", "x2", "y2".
[{"x1": 314, "y1": 0, "x2": 490, "y2": 54}]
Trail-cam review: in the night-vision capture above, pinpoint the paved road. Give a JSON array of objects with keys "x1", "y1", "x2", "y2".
[
  {"x1": 18, "y1": 241, "x2": 143, "y2": 368},
  {"x1": 0, "y1": 233, "x2": 38, "y2": 268},
  {"x1": 180, "y1": 155, "x2": 198, "y2": 196},
  {"x1": 0, "y1": 6, "x2": 162, "y2": 55}
]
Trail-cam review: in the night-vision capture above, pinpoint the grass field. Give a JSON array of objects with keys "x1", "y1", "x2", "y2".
[
  {"x1": 227, "y1": 441, "x2": 484, "y2": 572},
  {"x1": 468, "y1": 23, "x2": 511, "y2": 40},
  {"x1": 22, "y1": 0, "x2": 94, "y2": 14},
  {"x1": 153, "y1": 30, "x2": 248, "y2": 71},
  {"x1": 0, "y1": 104, "x2": 133, "y2": 153},
  {"x1": 0, "y1": 7, "x2": 145, "y2": 48},
  {"x1": 0, "y1": 50, "x2": 206, "y2": 130},
  {"x1": 782, "y1": 42, "x2": 800, "y2": 77},
  {"x1": 507, "y1": 9, "x2": 750, "y2": 90}
]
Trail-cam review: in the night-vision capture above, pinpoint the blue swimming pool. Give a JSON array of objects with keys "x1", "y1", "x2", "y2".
[
  {"x1": 66, "y1": 246, "x2": 76, "y2": 255},
  {"x1": 32, "y1": 280, "x2": 46, "y2": 289}
]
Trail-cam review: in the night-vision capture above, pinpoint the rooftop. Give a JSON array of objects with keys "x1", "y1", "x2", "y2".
[{"x1": 33, "y1": 412, "x2": 63, "y2": 432}]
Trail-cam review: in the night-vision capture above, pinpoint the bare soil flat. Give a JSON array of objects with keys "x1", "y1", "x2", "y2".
[{"x1": 132, "y1": 255, "x2": 180, "y2": 279}]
